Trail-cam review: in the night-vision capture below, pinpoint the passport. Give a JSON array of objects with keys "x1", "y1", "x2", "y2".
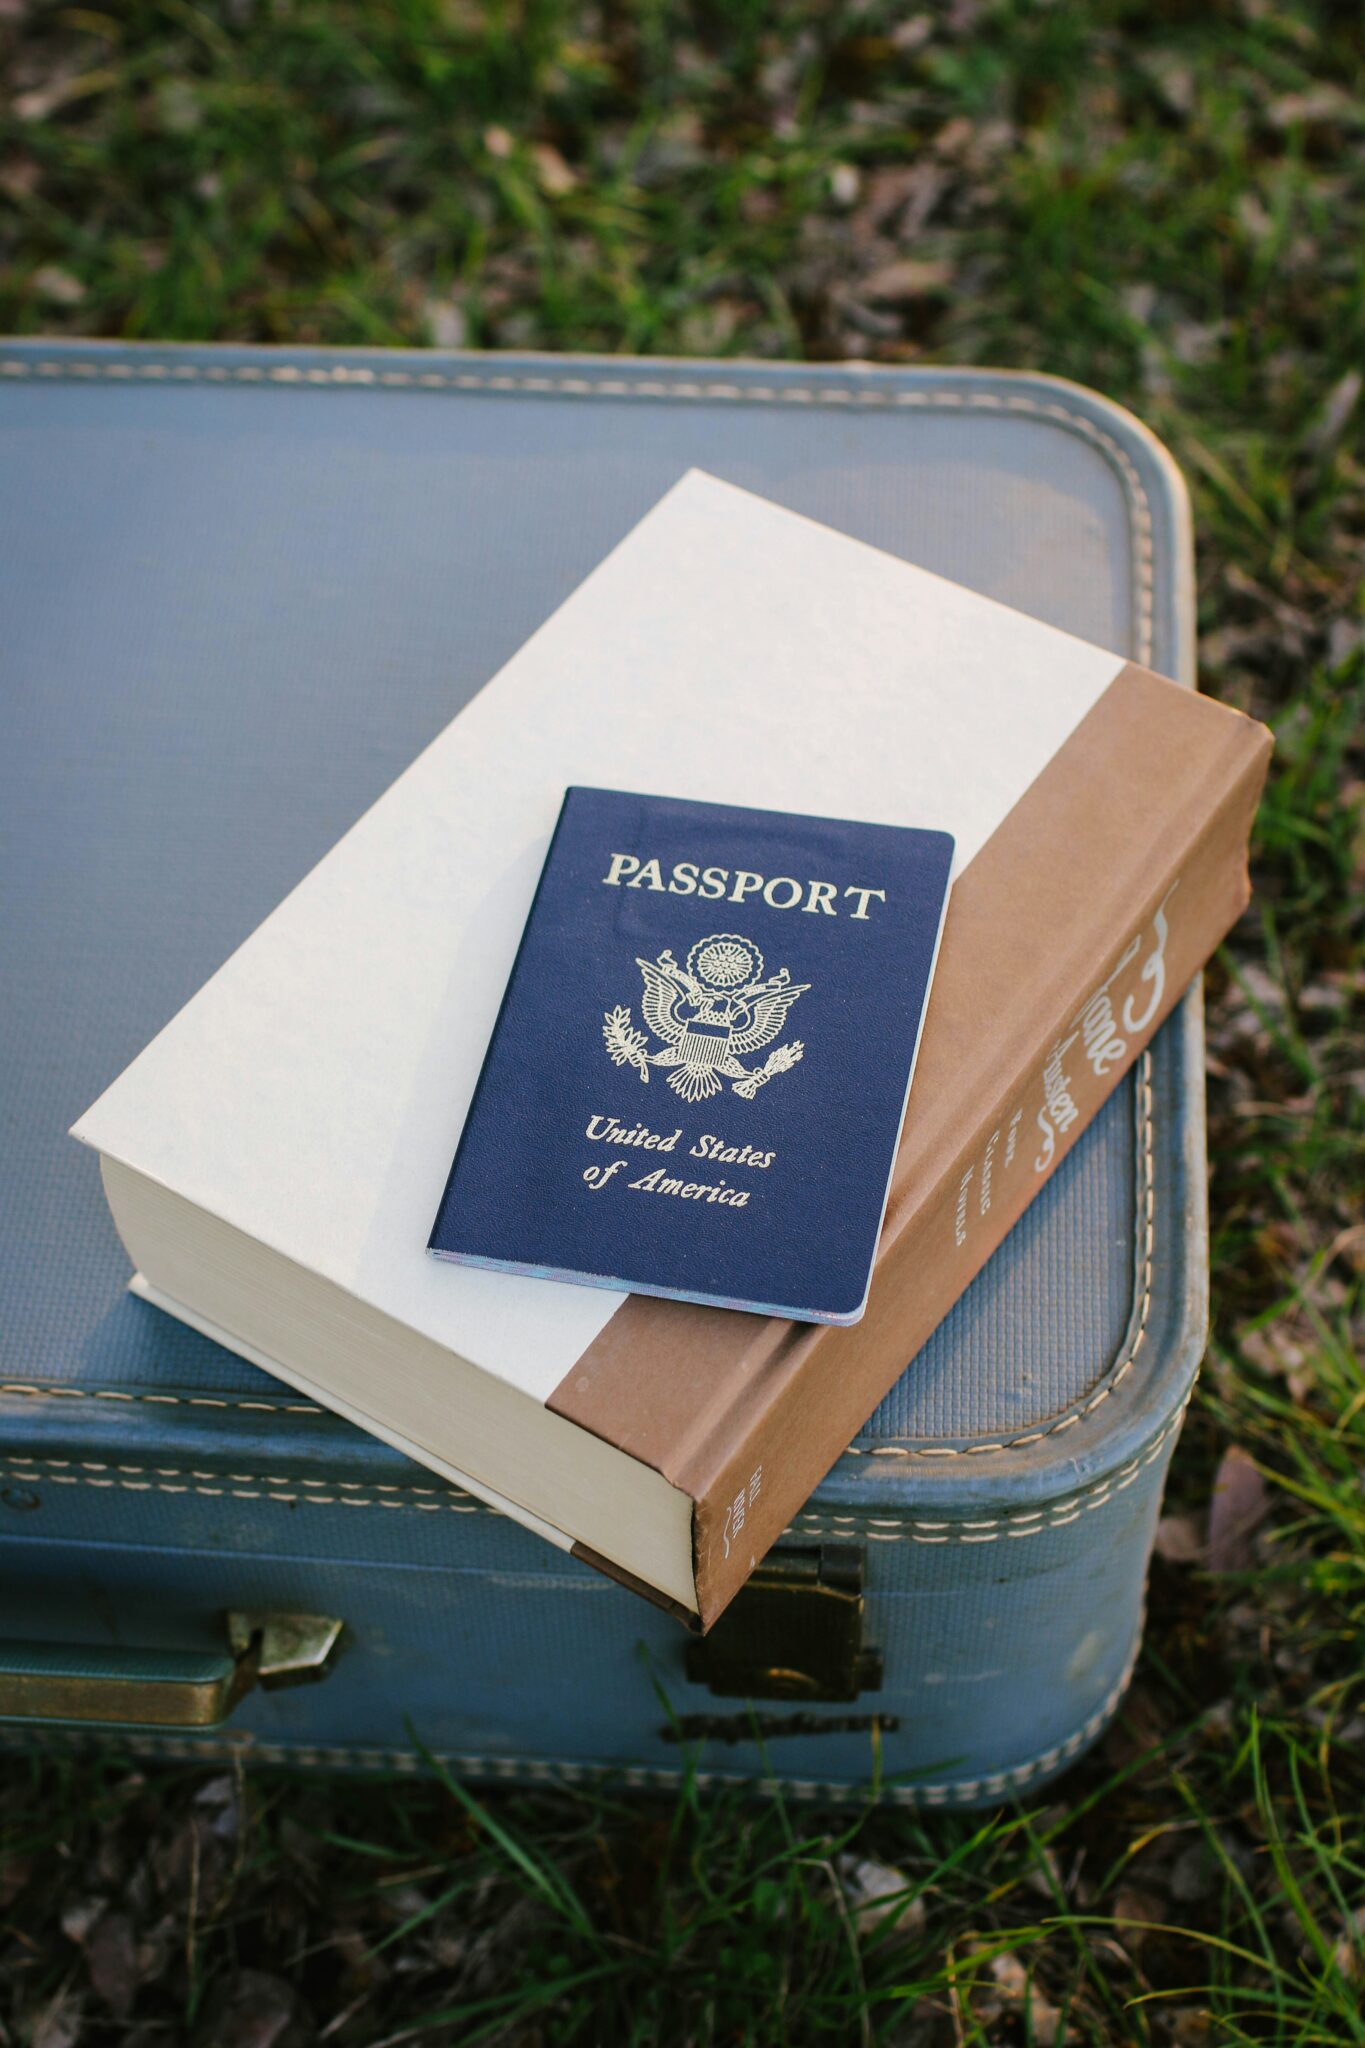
[{"x1": 429, "y1": 787, "x2": 954, "y2": 1323}]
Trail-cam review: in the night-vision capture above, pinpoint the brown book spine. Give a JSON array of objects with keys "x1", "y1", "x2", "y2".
[{"x1": 685, "y1": 683, "x2": 1273, "y2": 1626}]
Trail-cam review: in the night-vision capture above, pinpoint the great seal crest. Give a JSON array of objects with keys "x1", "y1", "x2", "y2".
[{"x1": 602, "y1": 932, "x2": 808, "y2": 1102}]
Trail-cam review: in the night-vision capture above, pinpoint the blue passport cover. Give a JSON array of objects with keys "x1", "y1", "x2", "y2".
[{"x1": 429, "y1": 789, "x2": 954, "y2": 1324}]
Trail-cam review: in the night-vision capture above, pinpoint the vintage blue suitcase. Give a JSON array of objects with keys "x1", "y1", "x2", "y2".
[{"x1": 0, "y1": 342, "x2": 1205, "y2": 1806}]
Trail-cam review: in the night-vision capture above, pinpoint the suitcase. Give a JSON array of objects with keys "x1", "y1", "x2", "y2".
[{"x1": 0, "y1": 342, "x2": 1205, "y2": 1807}]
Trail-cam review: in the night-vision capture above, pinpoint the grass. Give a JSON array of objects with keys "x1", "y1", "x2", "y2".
[{"x1": 2, "y1": 0, "x2": 1363, "y2": 2041}]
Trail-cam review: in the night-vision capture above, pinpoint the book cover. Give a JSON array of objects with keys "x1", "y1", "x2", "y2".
[
  {"x1": 429, "y1": 789, "x2": 953, "y2": 1322},
  {"x1": 69, "y1": 471, "x2": 1272, "y2": 1625}
]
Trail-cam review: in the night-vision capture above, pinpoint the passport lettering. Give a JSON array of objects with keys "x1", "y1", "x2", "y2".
[
  {"x1": 580, "y1": 1113, "x2": 777, "y2": 1205},
  {"x1": 603, "y1": 854, "x2": 887, "y2": 920}
]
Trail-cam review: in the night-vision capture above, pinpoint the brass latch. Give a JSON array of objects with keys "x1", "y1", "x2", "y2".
[
  {"x1": 686, "y1": 1546, "x2": 882, "y2": 1704},
  {"x1": 0, "y1": 1611, "x2": 344, "y2": 1730}
]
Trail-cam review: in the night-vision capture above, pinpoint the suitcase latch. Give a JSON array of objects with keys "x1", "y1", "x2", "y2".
[{"x1": 686, "y1": 1546, "x2": 882, "y2": 1703}]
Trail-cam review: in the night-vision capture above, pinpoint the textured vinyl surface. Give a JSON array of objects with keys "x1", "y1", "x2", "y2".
[
  {"x1": 0, "y1": 346, "x2": 1178, "y2": 1452},
  {"x1": 0, "y1": 347, "x2": 1205, "y2": 1800}
]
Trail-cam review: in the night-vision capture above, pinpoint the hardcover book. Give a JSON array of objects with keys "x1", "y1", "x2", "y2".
[
  {"x1": 428, "y1": 788, "x2": 953, "y2": 1323},
  {"x1": 70, "y1": 471, "x2": 1272, "y2": 1627}
]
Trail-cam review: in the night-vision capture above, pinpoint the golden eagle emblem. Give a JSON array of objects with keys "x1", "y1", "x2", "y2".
[{"x1": 602, "y1": 933, "x2": 808, "y2": 1103}]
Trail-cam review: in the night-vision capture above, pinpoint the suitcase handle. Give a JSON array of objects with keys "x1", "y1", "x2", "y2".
[{"x1": 0, "y1": 1611, "x2": 343, "y2": 1729}]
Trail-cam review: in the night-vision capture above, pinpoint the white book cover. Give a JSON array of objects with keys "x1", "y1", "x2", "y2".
[{"x1": 71, "y1": 469, "x2": 1154, "y2": 1614}]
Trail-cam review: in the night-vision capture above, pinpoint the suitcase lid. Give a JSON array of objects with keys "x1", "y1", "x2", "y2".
[{"x1": 0, "y1": 344, "x2": 1204, "y2": 1517}]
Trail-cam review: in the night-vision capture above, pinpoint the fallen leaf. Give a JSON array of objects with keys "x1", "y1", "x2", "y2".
[
  {"x1": 890, "y1": 15, "x2": 934, "y2": 52},
  {"x1": 1022, "y1": 1842, "x2": 1064, "y2": 1900},
  {"x1": 1297, "y1": 980, "x2": 1343, "y2": 1015},
  {"x1": 1101, "y1": 1680, "x2": 1166, "y2": 1769},
  {"x1": 0, "y1": 155, "x2": 41, "y2": 200},
  {"x1": 531, "y1": 142, "x2": 576, "y2": 196},
  {"x1": 933, "y1": 115, "x2": 975, "y2": 158},
  {"x1": 1112, "y1": 1883, "x2": 1167, "y2": 1949},
  {"x1": 856, "y1": 161, "x2": 949, "y2": 249},
  {"x1": 1328, "y1": 621, "x2": 1365, "y2": 666},
  {"x1": 860, "y1": 258, "x2": 952, "y2": 302},
  {"x1": 1207, "y1": 1444, "x2": 1269, "y2": 1573},
  {"x1": 988, "y1": 1953, "x2": 1072, "y2": 2043},
  {"x1": 1122, "y1": 281, "x2": 1158, "y2": 325},
  {"x1": 85, "y1": 1912, "x2": 138, "y2": 2020},
  {"x1": 835, "y1": 293, "x2": 903, "y2": 340},
  {"x1": 1170, "y1": 319, "x2": 1227, "y2": 366},
  {"x1": 836, "y1": 1852, "x2": 926, "y2": 1939},
  {"x1": 858, "y1": 164, "x2": 929, "y2": 229},
  {"x1": 29, "y1": 1989, "x2": 84, "y2": 2048},
  {"x1": 1155, "y1": 1511, "x2": 1205, "y2": 1563},
  {"x1": 192, "y1": 1970, "x2": 306, "y2": 2048},
  {"x1": 1236, "y1": 191, "x2": 1273, "y2": 241},
  {"x1": 1268, "y1": 86, "x2": 1357, "y2": 130},
  {"x1": 991, "y1": 1952, "x2": 1028, "y2": 1995},
  {"x1": 634, "y1": 114, "x2": 708, "y2": 183},
  {"x1": 60, "y1": 1899, "x2": 105, "y2": 1946},
  {"x1": 1142, "y1": 55, "x2": 1196, "y2": 117},
  {"x1": 829, "y1": 162, "x2": 860, "y2": 206},
  {"x1": 13, "y1": 67, "x2": 110, "y2": 122},
  {"x1": 135, "y1": 1913, "x2": 178, "y2": 1987},
  {"x1": 31, "y1": 265, "x2": 85, "y2": 307},
  {"x1": 1168, "y1": 2011, "x2": 1214, "y2": 2047},
  {"x1": 424, "y1": 296, "x2": 467, "y2": 349},
  {"x1": 194, "y1": 1775, "x2": 237, "y2": 1809},
  {"x1": 1301, "y1": 369, "x2": 1361, "y2": 461},
  {"x1": 377, "y1": 1881, "x2": 433, "y2": 1926},
  {"x1": 1333, "y1": 1903, "x2": 1365, "y2": 1980},
  {"x1": 1239, "y1": 1322, "x2": 1312, "y2": 1403},
  {"x1": 1168, "y1": 1843, "x2": 1213, "y2": 1904},
  {"x1": 155, "y1": 77, "x2": 201, "y2": 135},
  {"x1": 677, "y1": 297, "x2": 746, "y2": 353},
  {"x1": 1324, "y1": 1222, "x2": 1365, "y2": 1275}
]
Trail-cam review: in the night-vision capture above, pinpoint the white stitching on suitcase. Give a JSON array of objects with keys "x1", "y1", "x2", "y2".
[
  {"x1": 0, "y1": 357, "x2": 1160, "y2": 1461},
  {"x1": 845, "y1": 1054, "x2": 1156, "y2": 1457},
  {"x1": 0, "y1": 1634, "x2": 1137, "y2": 1805},
  {"x1": 0, "y1": 1045, "x2": 1158, "y2": 1467},
  {"x1": 0, "y1": 353, "x2": 1156, "y2": 666},
  {"x1": 0, "y1": 1386, "x2": 324, "y2": 1413},
  {"x1": 0, "y1": 1388, "x2": 1188, "y2": 1538},
  {"x1": 0, "y1": 1459, "x2": 479, "y2": 1512},
  {"x1": 789, "y1": 1393, "x2": 1188, "y2": 1540},
  {"x1": 0, "y1": 1054, "x2": 1163, "y2": 1504}
]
